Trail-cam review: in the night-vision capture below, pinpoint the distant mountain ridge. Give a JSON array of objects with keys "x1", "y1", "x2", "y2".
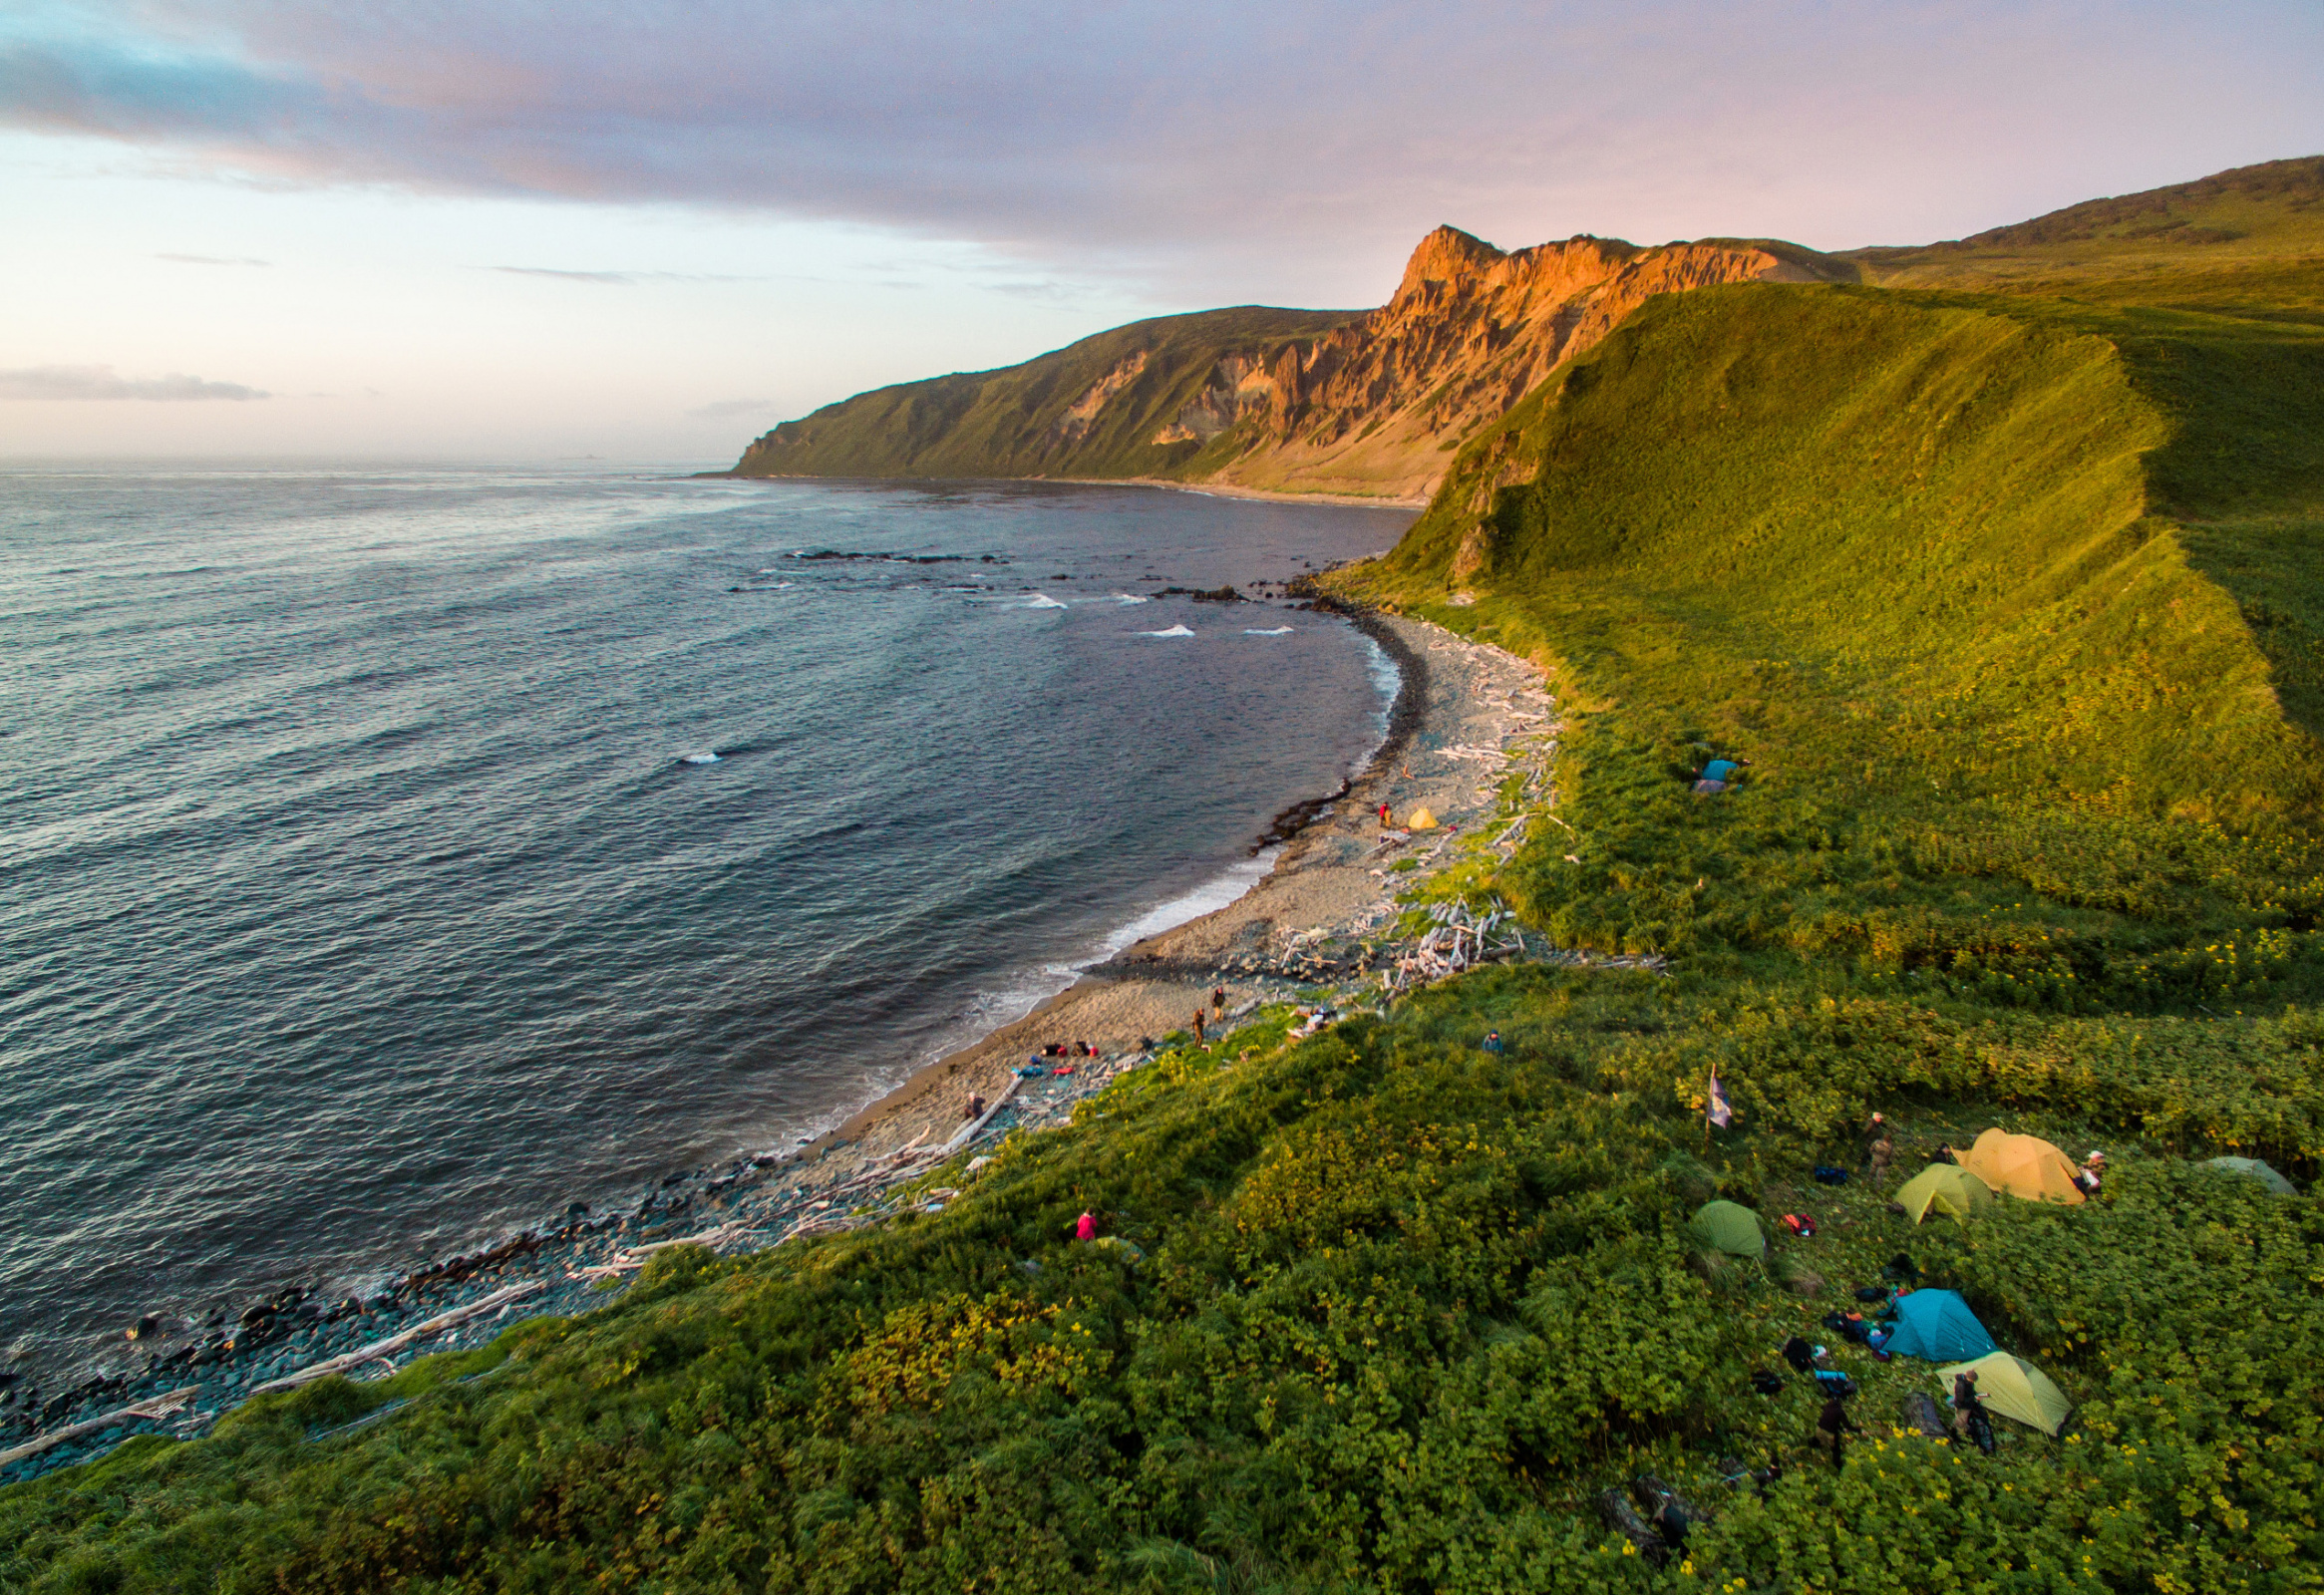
[{"x1": 730, "y1": 230, "x2": 1855, "y2": 500}]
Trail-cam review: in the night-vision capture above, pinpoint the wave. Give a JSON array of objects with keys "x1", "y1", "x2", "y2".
[
  {"x1": 1244, "y1": 626, "x2": 1294, "y2": 636},
  {"x1": 680, "y1": 752, "x2": 721, "y2": 765},
  {"x1": 1138, "y1": 623, "x2": 1195, "y2": 638},
  {"x1": 1025, "y1": 593, "x2": 1069, "y2": 609},
  {"x1": 1110, "y1": 592, "x2": 1150, "y2": 604},
  {"x1": 1086, "y1": 846, "x2": 1282, "y2": 963}
]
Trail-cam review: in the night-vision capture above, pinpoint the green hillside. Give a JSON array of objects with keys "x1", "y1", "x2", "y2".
[
  {"x1": 1847, "y1": 156, "x2": 2324, "y2": 297},
  {"x1": 730, "y1": 306, "x2": 1353, "y2": 483},
  {"x1": 10, "y1": 165, "x2": 2324, "y2": 1593},
  {"x1": 1355, "y1": 267, "x2": 2324, "y2": 976}
]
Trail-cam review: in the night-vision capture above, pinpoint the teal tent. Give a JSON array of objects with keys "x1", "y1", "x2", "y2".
[
  {"x1": 2205, "y1": 1156, "x2": 2298, "y2": 1195},
  {"x1": 1883, "y1": 1289, "x2": 1996, "y2": 1363},
  {"x1": 1687, "y1": 1199, "x2": 1766, "y2": 1259}
]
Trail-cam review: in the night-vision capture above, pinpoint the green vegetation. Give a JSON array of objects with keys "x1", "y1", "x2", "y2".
[
  {"x1": 1847, "y1": 156, "x2": 2324, "y2": 297},
  {"x1": 728, "y1": 306, "x2": 1353, "y2": 485},
  {"x1": 9, "y1": 161, "x2": 2324, "y2": 1591}
]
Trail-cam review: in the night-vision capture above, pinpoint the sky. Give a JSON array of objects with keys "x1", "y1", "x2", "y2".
[{"x1": 2, "y1": 1, "x2": 2319, "y2": 461}]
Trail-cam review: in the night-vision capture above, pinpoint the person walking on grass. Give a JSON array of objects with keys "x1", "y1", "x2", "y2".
[
  {"x1": 1869, "y1": 1132, "x2": 1895, "y2": 1190},
  {"x1": 1816, "y1": 1393, "x2": 1860, "y2": 1470},
  {"x1": 1075, "y1": 1210, "x2": 1097, "y2": 1241},
  {"x1": 1191, "y1": 1010, "x2": 1206, "y2": 1047}
]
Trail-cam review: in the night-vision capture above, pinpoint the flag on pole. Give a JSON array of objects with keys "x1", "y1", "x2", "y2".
[{"x1": 1706, "y1": 1068, "x2": 1734, "y2": 1129}]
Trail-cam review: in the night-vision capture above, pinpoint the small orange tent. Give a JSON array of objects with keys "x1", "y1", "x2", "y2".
[{"x1": 1958, "y1": 1127, "x2": 2084, "y2": 1204}]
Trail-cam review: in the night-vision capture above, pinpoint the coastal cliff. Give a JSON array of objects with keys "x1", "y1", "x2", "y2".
[{"x1": 729, "y1": 227, "x2": 1855, "y2": 499}]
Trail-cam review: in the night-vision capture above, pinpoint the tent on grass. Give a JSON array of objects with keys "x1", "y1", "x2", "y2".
[
  {"x1": 1934, "y1": 1352, "x2": 2074, "y2": 1436},
  {"x1": 2205, "y1": 1156, "x2": 2298, "y2": 1195},
  {"x1": 1958, "y1": 1127, "x2": 2084, "y2": 1204},
  {"x1": 1894, "y1": 1163, "x2": 1995, "y2": 1225},
  {"x1": 1687, "y1": 1199, "x2": 1766, "y2": 1259},
  {"x1": 1883, "y1": 1289, "x2": 1996, "y2": 1363}
]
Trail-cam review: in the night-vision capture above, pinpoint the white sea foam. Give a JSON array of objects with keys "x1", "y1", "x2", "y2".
[
  {"x1": 1025, "y1": 593, "x2": 1069, "y2": 609},
  {"x1": 1087, "y1": 846, "x2": 1283, "y2": 963},
  {"x1": 1139, "y1": 623, "x2": 1194, "y2": 637},
  {"x1": 1244, "y1": 626, "x2": 1294, "y2": 635},
  {"x1": 681, "y1": 752, "x2": 721, "y2": 765},
  {"x1": 1111, "y1": 592, "x2": 1150, "y2": 604}
]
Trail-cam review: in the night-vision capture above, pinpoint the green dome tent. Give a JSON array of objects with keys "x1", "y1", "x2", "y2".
[
  {"x1": 1894, "y1": 1163, "x2": 1995, "y2": 1225},
  {"x1": 1687, "y1": 1199, "x2": 1766, "y2": 1259},
  {"x1": 2205, "y1": 1156, "x2": 2298, "y2": 1195},
  {"x1": 1934, "y1": 1352, "x2": 2074, "y2": 1436},
  {"x1": 1884, "y1": 1289, "x2": 1996, "y2": 1363}
]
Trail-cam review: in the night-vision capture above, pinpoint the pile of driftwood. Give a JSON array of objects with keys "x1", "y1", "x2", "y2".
[{"x1": 1384, "y1": 896, "x2": 1530, "y2": 993}]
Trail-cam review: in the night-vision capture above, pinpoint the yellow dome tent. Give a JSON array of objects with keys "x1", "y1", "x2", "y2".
[
  {"x1": 1406, "y1": 806, "x2": 1439, "y2": 830},
  {"x1": 1894, "y1": 1163, "x2": 1994, "y2": 1225},
  {"x1": 1933, "y1": 1352, "x2": 2074, "y2": 1435},
  {"x1": 1958, "y1": 1127, "x2": 2084, "y2": 1204}
]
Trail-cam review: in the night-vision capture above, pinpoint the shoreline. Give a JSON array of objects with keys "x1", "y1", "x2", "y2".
[
  {"x1": 707, "y1": 469, "x2": 1432, "y2": 510},
  {"x1": 0, "y1": 608, "x2": 1570, "y2": 1485},
  {"x1": 787, "y1": 606, "x2": 1546, "y2": 1169},
  {"x1": 1087, "y1": 477, "x2": 1433, "y2": 510}
]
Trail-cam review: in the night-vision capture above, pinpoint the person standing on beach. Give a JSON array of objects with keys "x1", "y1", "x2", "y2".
[
  {"x1": 964, "y1": 1093, "x2": 986, "y2": 1121},
  {"x1": 1379, "y1": 801, "x2": 1391, "y2": 827},
  {"x1": 1211, "y1": 986, "x2": 1225, "y2": 1018}
]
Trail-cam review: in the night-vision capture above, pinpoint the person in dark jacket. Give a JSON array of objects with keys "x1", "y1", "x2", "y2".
[{"x1": 1815, "y1": 1394, "x2": 1861, "y2": 1470}]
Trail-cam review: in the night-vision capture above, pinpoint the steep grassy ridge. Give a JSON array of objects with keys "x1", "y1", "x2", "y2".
[
  {"x1": 1394, "y1": 284, "x2": 2324, "y2": 817},
  {"x1": 1343, "y1": 281, "x2": 2324, "y2": 1005}
]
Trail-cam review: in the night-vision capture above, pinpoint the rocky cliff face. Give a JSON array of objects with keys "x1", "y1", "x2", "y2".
[
  {"x1": 728, "y1": 227, "x2": 1852, "y2": 499},
  {"x1": 1163, "y1": 227, "x2": 1855, "y2": 499}
]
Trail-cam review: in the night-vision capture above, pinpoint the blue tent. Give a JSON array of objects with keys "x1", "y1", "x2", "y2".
[{"x1": 1883, "y1": 1289, "x2": 1996, "y2": 1363}]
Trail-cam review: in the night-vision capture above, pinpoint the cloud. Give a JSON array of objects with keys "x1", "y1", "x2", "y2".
[
  {"x1": 490, "y1": 267, "x2": 756, "y2": 284},
  {"x1": 2, "y1": 3, "x2": 2318, "y2": 300},
  {"x1": 494, "y1": 266, "x2": 638, "y2": 284},
  {"x1": 0, "y1": 364, "x2": 270, "y2": 401},
  {"x1": 156, "y1": 251, "x2": 269, "y2": 265},
  {"x1": 685, "y1": 397, "x2": 774, "y2": 421}
]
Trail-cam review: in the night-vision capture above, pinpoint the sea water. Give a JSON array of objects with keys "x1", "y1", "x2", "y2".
[{"x1": 0, "y1": 464, "x2": 1411, "y2": 1367}]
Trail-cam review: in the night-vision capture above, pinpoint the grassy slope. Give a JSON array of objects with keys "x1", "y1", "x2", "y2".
[
  {"x1": 10, "y1": 176, "x2": 2324, "y2": 1595},
  {"x1": 1845, "y1": 156, "x2": 2324, "y2": 295},
  {"x1": 728, "y1": 307, "x2": 1354, "y2": 485}
]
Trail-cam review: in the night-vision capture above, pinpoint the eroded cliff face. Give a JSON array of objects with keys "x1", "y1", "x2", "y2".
[
  {"x1": 726, "y1": 227, "x2": 1851, "y2": 499},
  {"x1": 1166, "y1": 227, "x2": 1854, "y2": 499}
]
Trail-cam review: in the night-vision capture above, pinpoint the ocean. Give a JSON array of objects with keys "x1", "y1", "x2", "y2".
[{"x1": 0, "y1": 464, "x2": 1412, "y2": 1371}]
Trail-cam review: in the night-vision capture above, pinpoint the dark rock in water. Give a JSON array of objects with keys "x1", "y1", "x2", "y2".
[
  {"x1": 238, "y1": 1304, "x2": 274, "y2": 1330},
  {"x1": 127, "y1": 1314, "x2": 162, "y2": 1342},
  {"x1": 566, "y1": 1201, "x2": 590, "y2": 1217}
]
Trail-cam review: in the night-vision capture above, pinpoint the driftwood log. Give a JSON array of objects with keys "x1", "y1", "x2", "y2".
[
  {"x1": 246, "y1": 1280, "x2": 547, "y2": 1397},
  {"x1": 0, "y1": 1386, "x2": 201, "y2": 1467}
]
